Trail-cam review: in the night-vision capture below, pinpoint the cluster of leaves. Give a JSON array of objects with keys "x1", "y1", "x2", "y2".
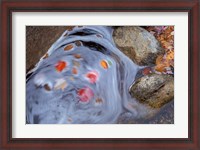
[{"x1": 145, "y1": 26, "x2": 174, "y2": 75}]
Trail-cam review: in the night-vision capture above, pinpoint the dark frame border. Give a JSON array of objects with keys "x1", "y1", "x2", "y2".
[{"x1": 1, "y1": 0, "x2": 199, "y2": 149}]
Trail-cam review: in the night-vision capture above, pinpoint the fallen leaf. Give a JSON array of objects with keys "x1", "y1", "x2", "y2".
[
  {"x1": 100, "y1": 60, "x2": 108, "y2": 69},
  {"x1": 55, "y1": 61, "x2": 67, "y2": 72},
  {"x1": 64, "y1": 44, "x2": 74, "y2": 51},
  {"x1": 72, "y1": 67, "x2": 78, "y2": 74},
  {"x1": 54, "y1": 78, "x2": 67, "y2": 91},
  {"x1": 44, "y1": 84, "x2": 51, "y2": 91},
  {"x1": 77, "y1": 87, "x2": 94, "y2": 102},
  {"x1": 73, "y1": 54, "x2": 82, "y2": 59},
  {"x1": 85, "y1": 71, "x2": 99, "y2": 84}
]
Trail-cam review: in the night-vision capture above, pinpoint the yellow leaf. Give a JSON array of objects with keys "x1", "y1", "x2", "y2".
[{"x1": 54, "y1": 78, "x2": 67, "y2": 91}]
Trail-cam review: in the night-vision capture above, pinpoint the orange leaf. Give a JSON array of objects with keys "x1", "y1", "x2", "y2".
[
  {"x1": 100, "y1": 60, "x2": 108, "y2": 69},
  {"x1": 72, "y1": 67, "x2": 78, "y2": 74},
  {"x1": 64, "y1": 44, "x2": 74, "y2": 51}
]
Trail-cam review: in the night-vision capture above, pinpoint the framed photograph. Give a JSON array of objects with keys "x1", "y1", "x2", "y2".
[{"x1": 1, "y1": 0, "x2": 199, "y2": 149}]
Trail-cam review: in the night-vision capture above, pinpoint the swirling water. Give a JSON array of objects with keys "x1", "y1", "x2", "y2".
[{"x1": 26, "y1": 26, "x2": 153, "y2": 124}]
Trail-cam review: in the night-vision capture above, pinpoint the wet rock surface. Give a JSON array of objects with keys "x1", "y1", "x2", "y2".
[
  {"x1": 113, "y1": 26, "x2": 164, "y2": 66},
  {"x1": 117, "y1": 100, "x2": 174, "y2": 124},
  {"x1": 130, "y1": 73, "x2": 174, "y2": 108},
  {"x1": 147, "y1": 100, "x2": 174, "y2": 124}
]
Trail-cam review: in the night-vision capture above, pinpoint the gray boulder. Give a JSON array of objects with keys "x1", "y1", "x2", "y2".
[
  {"x1": 113, "y1": 26, "x2": 164, "y2": 66},
  {"x1": 130, "y1": 74, "x2": 174, "y2": 108}
]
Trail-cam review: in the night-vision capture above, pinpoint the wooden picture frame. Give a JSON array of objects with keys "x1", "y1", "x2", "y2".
[{"x1": 0, "y1": 0, "x2": 199, "y2": 149}]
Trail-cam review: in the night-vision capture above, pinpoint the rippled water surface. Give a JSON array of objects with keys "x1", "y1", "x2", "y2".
[{"x1": 26, "y1": 26, "x2": 157, "y2": 124}]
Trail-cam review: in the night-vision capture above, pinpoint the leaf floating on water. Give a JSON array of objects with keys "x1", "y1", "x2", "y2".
[
  {"x1": 100, "y1": 60, "x2": 108, "y2": 69},
  {"x1": 44, "y1": 84, "x2": 51, "y2": 91},
  {"x1": 73, "y1": 54, "x2": 82, "y2": 59},
  {"x1": 85, "y1": 71, "x2": 99, "y2": 84},
  {"x1": 77, "y1": 87, "x2": 94, "y2": 102},
  {"x1": 64, "y1": 44, "x2": 74, "y2": 51},
  {"x1": 107, "y1": 60, "x2": 112, "y2": 66},
  {"x1": 55, "y1": 61, "x2": 67, "y2": 72},
  {"x1": 94, "y1": 98, "x2": 103, "y2": 106},
  {"x1": 72, "y1": 67, "x2": 78, "y2": 75},
  {"x1": 54, "y1": 78, "x2": 67, "y2": 91}
]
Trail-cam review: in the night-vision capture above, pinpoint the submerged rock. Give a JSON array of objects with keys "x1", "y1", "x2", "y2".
[
  {"x1": 130, "y1": 73, "x2": 174, "y2": 108},
  {"x1": 113, "y1": 26, "x2": 164, "y2": 66}
]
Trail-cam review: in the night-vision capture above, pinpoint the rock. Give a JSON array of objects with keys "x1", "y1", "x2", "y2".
[
  {"x1": 146, "y1": 100, "x2": 174, "y2": 124},
  {"x1": 113, "y1": 26, "x2": 164, "y2": 66},
  {"x1": 26, "y1": 26, "x2": 68, "y2": 72},
  {"x1": 117, "y1": 100, "x2": 174, "y2": 124},
  {"x1": 129, "y1": 73, "x2": 174, "y2": 108}
]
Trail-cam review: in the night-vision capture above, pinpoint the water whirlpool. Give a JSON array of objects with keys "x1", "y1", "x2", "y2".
[{"x1": 26, "y1": 26, "x2": 151, "y2": 124}]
